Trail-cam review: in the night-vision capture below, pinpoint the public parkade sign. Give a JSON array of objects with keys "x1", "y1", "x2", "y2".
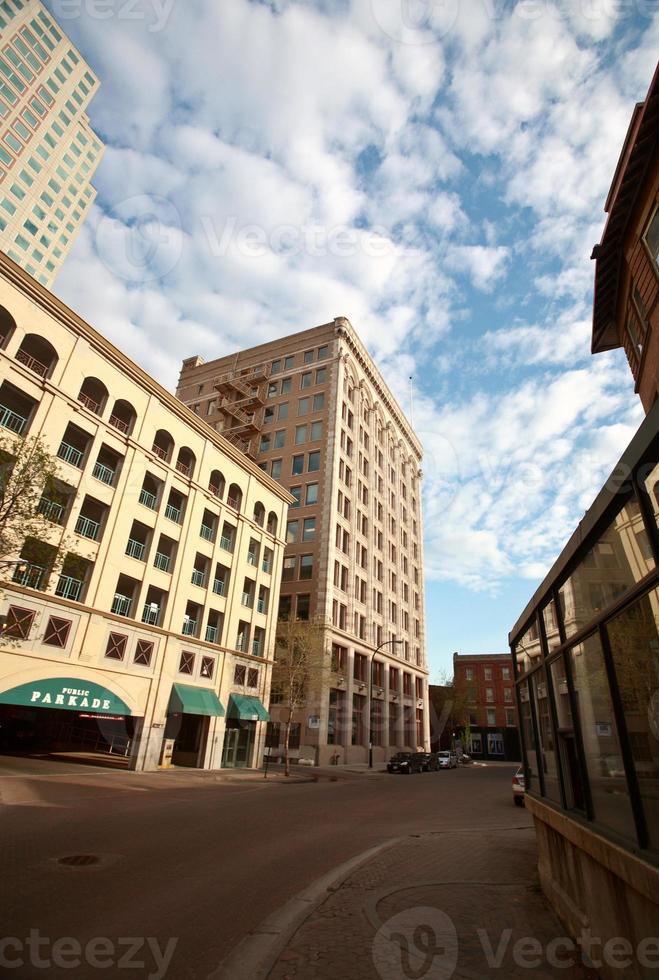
[{"x1": 0, "y1": 677, "x2": 132, "y2": 715}]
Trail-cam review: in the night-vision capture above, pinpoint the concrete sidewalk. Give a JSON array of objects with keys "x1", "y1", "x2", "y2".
[{"x1": 218, "y1": 826, "x2": 600, "y2": 980}]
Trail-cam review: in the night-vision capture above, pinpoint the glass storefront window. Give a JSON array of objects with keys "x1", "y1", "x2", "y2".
[
  {"x1": 542, "y1": 599, "x2": 561, "y2": 651},
  {"x1": 558, "y1": 498, "x2": 655, "y2": 639},
  {"x1": 530, "y1": 669, "x2": 562, "y2": 803},
  {"x1": 549, "y1": 656, "x2": 571, "y2": 728},
  {"x1": 569, "y1": 633, "x2": 636, "y2": 842},
  {"x1": 606, "y1": 587, "x2": 659, "y2": 851},
  {"x1": 548, "y1": 656, "x2": 585, "y2": 811},
  {"x1": 643, "y1": 462, "x2": 659, "y2": 529},
  {"x1": 515, "y1": 619, "x2": 542, "y2": 677}
]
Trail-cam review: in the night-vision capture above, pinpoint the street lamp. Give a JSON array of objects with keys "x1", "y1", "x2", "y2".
[{"x1": 368, "y1": 638, "x2": 404, "y2": 769}]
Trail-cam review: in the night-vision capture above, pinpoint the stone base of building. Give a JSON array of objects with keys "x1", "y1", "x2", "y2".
[{"x1": 526, "y1": 795, "x2": 659, "y2": 980}]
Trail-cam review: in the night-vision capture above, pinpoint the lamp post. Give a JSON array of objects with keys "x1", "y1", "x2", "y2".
[{"x1": 368, "y1": 638, "x2": 403, "y2": 769}]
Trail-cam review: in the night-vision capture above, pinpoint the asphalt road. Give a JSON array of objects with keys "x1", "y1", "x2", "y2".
[{"x1": 0, "y1": 759, "x2": 527, "y2": 978}]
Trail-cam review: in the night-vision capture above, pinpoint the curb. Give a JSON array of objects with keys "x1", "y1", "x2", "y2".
[
  {"x1": 206, "y1": 838, "x2": 401, "y2": 980},
  {"x1": 0, "y1": 767, "x2": 317, "y2": 785}
]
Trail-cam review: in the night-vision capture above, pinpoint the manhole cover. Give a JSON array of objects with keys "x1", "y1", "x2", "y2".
[{"x1": 57, "y1": 854, "x2": 100, "y2": 867}]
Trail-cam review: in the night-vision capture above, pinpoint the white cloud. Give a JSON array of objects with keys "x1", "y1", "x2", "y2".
[
  {"x1": 426, "y1": 192, "x2": 469, "y2": 233},
  {"x1": 50, "y1": 0, "x2": 656, "y2": 617},
  {"x1": 483, "y1": 314, "x2": 592, "y2": 367},
  {"x1": 445, "y1": 245, "x2": 510, "y2": 291},
  {"x1": 563, "y1": 0, "x2": 621, "y2": 40},
  {"x1": 412, "y1": 354, "x2": 643, "y2": 591}
]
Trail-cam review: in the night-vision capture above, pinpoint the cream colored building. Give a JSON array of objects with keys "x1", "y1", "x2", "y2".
[
  {"x1": 0, "y1": 0, "x2": 103, "y2": 287},
  {"x1": 0, "y1": 252, "x2": 290, "y2": 770},
  {"x1": 177, "y1": 318, "x2": 430, "y2": 765}
]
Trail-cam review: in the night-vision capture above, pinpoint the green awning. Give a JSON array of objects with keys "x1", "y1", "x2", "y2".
[
  {"x1": 168, "y1": 684, "x2": 225, "y2": 717},
  {"x1": 0, "y1": 677, "x2": 132, "y2": 715},
  {"x1": 227, "y1": 694, "x2": 269, "y2": 722}
]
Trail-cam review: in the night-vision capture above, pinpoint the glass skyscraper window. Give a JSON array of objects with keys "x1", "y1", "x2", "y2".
[{"x1": 0, "y1": 1, "x2": 103, "y2": 286}]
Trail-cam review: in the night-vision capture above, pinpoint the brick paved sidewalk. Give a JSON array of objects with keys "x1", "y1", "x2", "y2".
[{"x1": 267, "y1": 827, "x2": 599, "y2": 980}]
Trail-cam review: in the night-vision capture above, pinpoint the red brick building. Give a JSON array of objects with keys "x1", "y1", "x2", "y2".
[
  {"x1": 591, "y1": 63, "x2": 659, "y2": 411},
  {"x1": 451, "y1": 652, "x2": 520, "y2": 761}
]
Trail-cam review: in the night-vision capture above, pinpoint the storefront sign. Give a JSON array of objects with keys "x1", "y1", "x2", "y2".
[{"x1": 0, "y1": 677, "x2": 132, "y2": 715}]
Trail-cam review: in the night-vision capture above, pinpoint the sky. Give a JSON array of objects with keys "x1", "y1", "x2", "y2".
[{"x1": 46, "y1": 0, "x2": 658, "y2": 679}]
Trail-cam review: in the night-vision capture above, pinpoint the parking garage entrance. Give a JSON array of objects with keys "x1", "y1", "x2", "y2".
[{"x1": 0, "y1": 676, "x2": 135, "y2": 765}]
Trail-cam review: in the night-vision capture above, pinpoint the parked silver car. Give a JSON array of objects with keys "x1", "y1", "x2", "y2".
[{"x1": 437, "y1": 750, "x2": 458, "y2": 769}]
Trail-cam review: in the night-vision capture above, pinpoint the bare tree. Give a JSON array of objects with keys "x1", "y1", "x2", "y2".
[
  {"x1": 271, "y1": 616, "x2": 328, "y2": 775},
  {"x1": 429, "y1": 669, "x2": 473, "y2": 750}
]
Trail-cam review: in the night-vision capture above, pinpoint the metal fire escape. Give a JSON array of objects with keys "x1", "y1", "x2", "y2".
[{"x1": 213, "y1": 363, "x2": 271, "y2": 459}]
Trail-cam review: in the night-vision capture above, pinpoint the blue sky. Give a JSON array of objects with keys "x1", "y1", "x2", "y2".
[{"x1": 47, "y1": 0, "x2": 657, "y2": 679}]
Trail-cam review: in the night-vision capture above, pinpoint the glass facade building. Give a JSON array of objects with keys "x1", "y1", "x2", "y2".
[
  {"x1": 0, "y1": 0, "x2": 103, "y2": 287},
  {"x1": 510, "y1": 401, "x2": 659, "y2": 864}
]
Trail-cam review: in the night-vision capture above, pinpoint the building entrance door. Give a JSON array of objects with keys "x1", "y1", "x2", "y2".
[
  {"x1": 169, "y1": 713, "x2": 208, "y2": 768},
  {"x1": 221, "y1": 721, "x2": 254, "y2": 768}
]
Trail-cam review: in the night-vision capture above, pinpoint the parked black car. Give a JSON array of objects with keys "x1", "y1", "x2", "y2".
[
  {"x1": 387, "y1": 752, "x2": 423, "y2": 774},
  {"x1": 413, "y1": 751, "x2": 435, "y2": 772}
]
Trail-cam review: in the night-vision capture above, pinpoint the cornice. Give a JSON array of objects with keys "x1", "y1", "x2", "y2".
[{"x1": 333, "y1": 317, "x2": 423, "y2": 463}]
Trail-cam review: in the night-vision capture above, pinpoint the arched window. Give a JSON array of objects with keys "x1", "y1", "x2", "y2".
[
  {"x1": 152, "y1": 429, "x2": 174, "y2": 463},
  {"x1": 0, "y1": 306, "x2": 17, "y2": 350},
  {"x1": 227, "y1": 483, "x2": 243, "y2": 511},
  {"x1": 15, "y1": 333, "x2": 59, "y2": 379},
  {"x1": 176, "y1": 446, "x2": 196, "y2": 479},
  {"x1": 209, "y1": 470, "x2": 225, "y2": 499},
  {"x1": 78, "y1": 377, "x2": 109, "y2": 416},
  {"x1": 267, "y1": 511, "x2": 278, "y2": 535},
  {"x1": 109, "y1": 398, "x2": 137, "y2": 435},
  {"x1": 253, "y1": 502, "x2": 265, "y2": 527}
]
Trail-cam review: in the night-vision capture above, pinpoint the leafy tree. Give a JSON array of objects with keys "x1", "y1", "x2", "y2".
[
  {"x1": 0, "y1": 432, "x2": 69, "y2": 594},
  {"x1": 271, "y1": 616, "x2": 328, "y2": 775}
]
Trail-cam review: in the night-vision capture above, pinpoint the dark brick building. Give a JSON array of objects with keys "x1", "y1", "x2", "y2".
[
  {"x1": 591, "y1": 62, "x2": 659, "y2": 411},
  {"x1": 449, "y1": 652, "x2": 520, "y2": 761}
]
